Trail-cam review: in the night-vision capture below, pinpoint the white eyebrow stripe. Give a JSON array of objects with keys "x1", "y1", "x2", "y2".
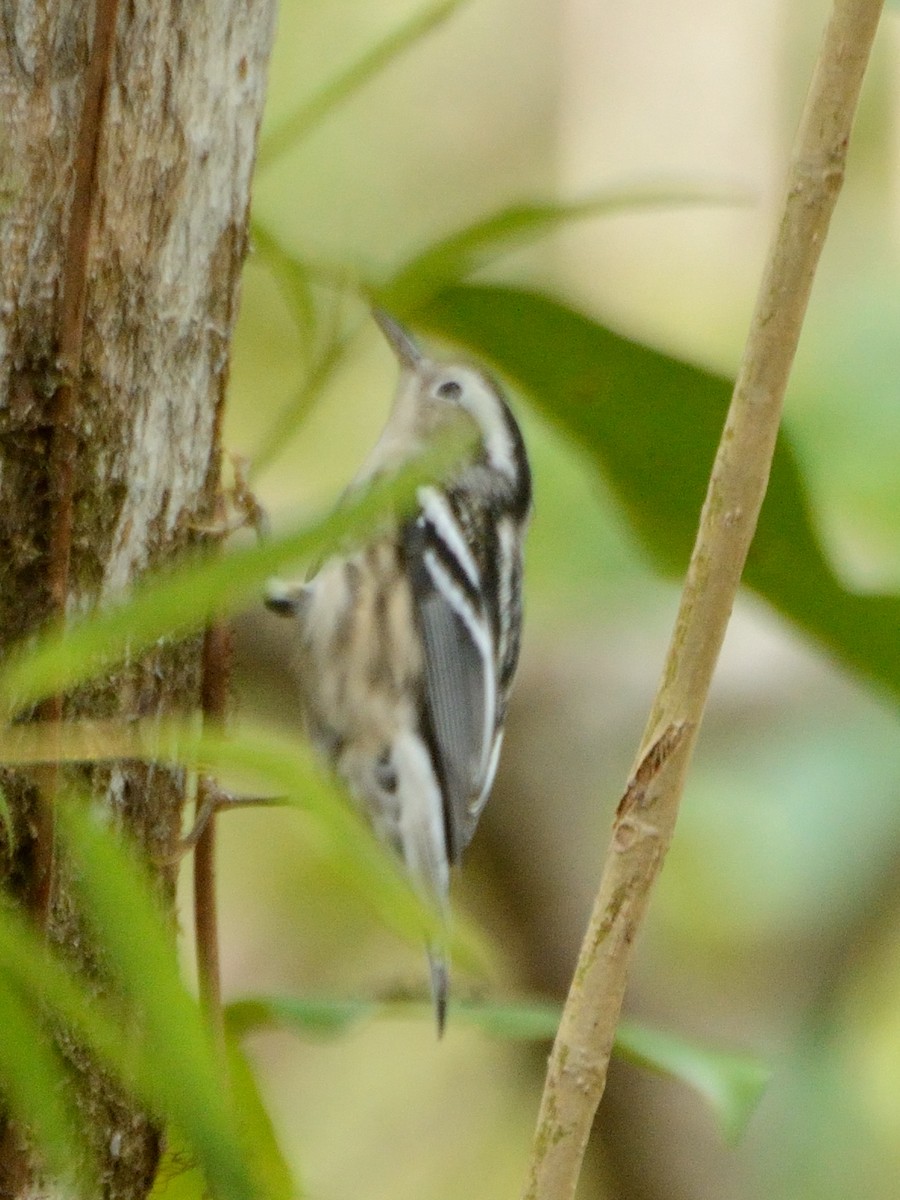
[
  {"x1": 458, "y1": 374, "x2": 517, "y2": 479},
  {"x1": 417, "y1": 486, "x2": 480, "y2": 587}
]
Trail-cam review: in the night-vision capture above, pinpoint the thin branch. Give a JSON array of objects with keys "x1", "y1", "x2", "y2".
[
  {"x1": 0, "y1": 2, "x2": 121, "y2": 1185},
  {"x1": 163, "y1": 790, "x2": 286, "y2": 864},
  {"x1": 521, "y1": 3, "x2": 884, "y2": 1198},
  {"x1": 194, "y1": 622, "x2": 233, "y2": 1049},
  {"x1": 31, "y1": 0, "x2": 120, "y2": 925},
  {"x1": 48, "y1": 0, "x2": 121, "y2": 617}
]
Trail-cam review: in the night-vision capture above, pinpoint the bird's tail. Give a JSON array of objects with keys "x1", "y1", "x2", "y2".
[
  {"x1": 393, "y1": 733, "x2": 453, "y2": 1036},
  {"x1": 427, "y1": 940, "x2": 450, "y2": 1038}
]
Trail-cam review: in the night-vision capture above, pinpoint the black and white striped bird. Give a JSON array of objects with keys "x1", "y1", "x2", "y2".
[{"x1": 266, "y1": 312, "x2": 531, "y2": 1033}]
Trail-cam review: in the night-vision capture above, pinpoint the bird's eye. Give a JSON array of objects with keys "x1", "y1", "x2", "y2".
[{"x1": 436, "y1": 379, "x2": 462, "y2": 399}]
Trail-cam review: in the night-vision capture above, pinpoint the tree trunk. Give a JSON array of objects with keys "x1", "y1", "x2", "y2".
[{"x1": 0, "y1": 3, "x2": 275, "y2": 1196}]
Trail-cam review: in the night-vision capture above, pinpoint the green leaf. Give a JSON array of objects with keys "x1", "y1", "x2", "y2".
[
  {"x1": 227, "y1": 1040, "x2": 302, "y2": 1200},
  {"x1": 0, "y1": 720, "x2": 486, "y2": 974},
  {"x1": 0, "y1": 978, "x2": 89, "y2": 1189},
  {"x1": 246, "y1": 219, "x2": 366, "y2": 473},
  {"x1": 56, "y1": 798, "x2": 295, "y2": 1200},
  {"x1": 193, "y1": 724, "x2": 478, "y2": 964},
  {"x1": 415, "y1": 285, "x2": 900, "y2": 704},
  {"x1": 615, "y1": 1017, "x2": 771, "y2": 1145},
  {"x1": 0, "y1": 902, "x2": 128, "y2": 1077},
  {"x1": 448, "y1": 997, "x2": 561, "y2": 1039},
  {"x1": 249, "y1": 185, "x2": 743, "y2": 475},
  {"x1": 256, "y1": 0, "x2": 471, "y2": 172},
  {"x1": 224, "y1": 995, "x2": 769, "y2": 1142},
  {"x1": 226, "y1": 995, "x2": 561, "y2": 1041},
  {"x1": 250, "y1": 321, "x2": 359, "y2": 479},
  {"x1": 0, "y1": 436, "x2": 466, "y2": 717},
  {"x1": 378, "y1": 185, "x2": 747, "y2": 315},
  {"x1": 0, "y1": 899, "x2": 298, "y2": 1197},
  {"x1": 150, "y1": 1083, "x2": 298, "y2": 1200},
  {"x1": 250, "y1": 219, "x2": 317, "y2": 339},
  {"x1": 227, "y1": 995, "x2": 375, "y2": 1039}
]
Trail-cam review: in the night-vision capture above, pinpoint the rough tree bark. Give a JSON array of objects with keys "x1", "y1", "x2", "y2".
[{"x1": 0, "y1": 4, "x2": 276, "y2": 1197}]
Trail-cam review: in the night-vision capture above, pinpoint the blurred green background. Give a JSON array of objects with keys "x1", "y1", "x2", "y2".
[{"x1": 186, "y1": 1, "x2": 900, "y2": 1197}]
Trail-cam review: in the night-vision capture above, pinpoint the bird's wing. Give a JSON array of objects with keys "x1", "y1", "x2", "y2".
[{"x1": 404, "y1": 517, "x2": 497, "y2": 863}]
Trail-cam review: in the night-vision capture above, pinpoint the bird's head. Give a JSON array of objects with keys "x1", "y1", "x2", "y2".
[{"x1": 372, "y1": 310, "x2": 525, "y2": 487}]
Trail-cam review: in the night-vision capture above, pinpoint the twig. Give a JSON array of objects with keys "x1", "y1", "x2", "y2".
[
  {"x1": 521, "y1": 3, "x2": 884, "y2": 1198},
  {"x1": 30, "y1": 0, "x2": 120, "y2": 933},
  {"x1": 194, "y1": 622, "x2": 233, "y2": 1049},
  {"x1": 0, "y1": 1, "x2": 121, "y2": 1185},
  {"x1": 161, "y1": 791, "x2": 286, "y2": 863}
]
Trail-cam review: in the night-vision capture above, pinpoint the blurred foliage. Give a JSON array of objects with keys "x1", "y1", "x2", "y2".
[
  {"x1": 0, "y1": 797, "x2": 295, "y2": 1198},
  {"x1": 0, "y1": 718, "x2": 482, "y2": 967},
  {"x1": 225, "y1": 994, "x2": 770, "y2": 1142},
  {"x1": 0, "y1": 979, "x2": 85, "y2": 1189},
  {"x1": 228, "y1": 3, "x2": 900, "y2": 1198},
  {"x1": 415, "y1": 284, "x2": 900, "y2": 702},
  {"x1": 0, "y1": 438, "x2": 466, "y2": 715},
  {"x1": 256, "y1": 0, "x2": 472, "y2": 173},
  {"x1": 376, "y1": 185, "x2": 747, "y2": 314},
  {"x1": 2, "y1": 1, "x2": 900, "y2": 1199}
]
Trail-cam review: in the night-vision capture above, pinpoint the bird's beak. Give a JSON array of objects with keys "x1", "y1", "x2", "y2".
[{"x1": 373, "y1": 309, "x2": 422, "y2": 370}]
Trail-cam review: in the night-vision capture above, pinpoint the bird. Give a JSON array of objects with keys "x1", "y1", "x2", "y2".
[{"x1": 265, "y1": 311, "x2": 531, "y2": 1034}]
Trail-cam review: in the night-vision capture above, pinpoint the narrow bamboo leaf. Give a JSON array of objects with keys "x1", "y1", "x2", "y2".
[
  {"x1": 224, "y1": 996, "x2": 560, "y2": 1039},
  {"x1": 203, "y1": 741, "x2": 436, "y2": 941},
  {"x1": 250, "y1": 219, "x2": 317, "y2": 338},
  {"x1": 139, "y1": 1046, "x2": 296, "y2": 1200},
  {"x1": 246, "y1": 219, "x2": 364, "y2": 473},
  {"x1": 227, "y1": 1040, "x2": 301, "y2": 1200},
  {"x1": 251, "y1": 187, "x2": 741, "y2": 473},
  {"x1": 378, "y1": 185, "x2": 746, "y2": 314},
  {"x1": 227, "y1": 996, "x2": 375, "y2": 1039},
  {"x1": 0, "y1": 904, "x2": 203, "y2": 1187},
  {"x1": 448, "y1": 997, "x2": 561, "y2": 1039},
  {"x1": 149, "y1": 1117, "x2": 284, "y2": 1200},
  {"x1": 0, "y1": 719, "x2": 487, "y2": 975},
  {"x1": 256, "y1": 0, "x2": 471, "y2": 171},
  {"x1": 224, "y1": 995, "x2": 557, "y2": 1040},
  {"x1": 0, "y1": 437, "x2": 466, "y2": 717},
  {"x1": 250, "y1": 324, "x2": 358, "y2": 478},
  {"x1": 417, "y1": 285, "x2": 900, "y2": 704},
  {"x1": 0, "y1": 895, "x2": 256, "y2": 1193},
  {"x1": 183, "y1": 724, "x2": 487, "y2": 973},
  {"x1": 57, "y1": 799, "x2": 291, "y2": 1200},
  {"x1": 0, "y1": 980, "x2": 89, "y2": 1189},
  {"x1": 225, "y1": 995, "x2": 769, "y2": 1141},
  {"x1": 0, "y1": 903, "x2": 134, "y2": 1085},
  {"x1": 615, "y1": 1017, "x2": 771, "y2": 1144}
]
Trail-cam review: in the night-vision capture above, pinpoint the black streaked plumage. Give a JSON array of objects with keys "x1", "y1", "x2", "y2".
[{"x1": 265, "y1": 312, "x2": 531, "y2": 1035}]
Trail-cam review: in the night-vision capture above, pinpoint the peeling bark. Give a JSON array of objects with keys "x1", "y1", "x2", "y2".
[{"x1": 0, "y1": 3, "x2": 276, "y2": 1196}]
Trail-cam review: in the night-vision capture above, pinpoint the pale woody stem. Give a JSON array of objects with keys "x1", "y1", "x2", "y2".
[{"x1": 522, "y1": 2, "x2": 885, "y2": 1198}]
